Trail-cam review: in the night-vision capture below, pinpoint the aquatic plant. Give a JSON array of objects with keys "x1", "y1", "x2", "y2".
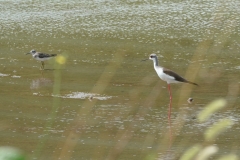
[{"x1": 180, "y1": 99, "x2": 237, "y2": 160}]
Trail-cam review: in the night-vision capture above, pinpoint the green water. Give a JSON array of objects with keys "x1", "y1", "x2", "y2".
[{"x1": 0, "y1": 0, "x2": 240, "y2": 159}]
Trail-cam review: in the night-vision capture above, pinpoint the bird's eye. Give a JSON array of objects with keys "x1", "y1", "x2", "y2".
[{"x1": 150, "y1": 56, "x2": 153, "y2": 58}]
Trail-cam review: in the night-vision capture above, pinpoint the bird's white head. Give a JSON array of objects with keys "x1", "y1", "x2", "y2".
[
  {"x1": 30, "y1": 49, "x2": 36, "y2": 54},
  {"x1": 142, "y1": 54, "x2": 158, "y2": 65},
  {"x1": 148, "y1": 53, "x2": 159, "y2": 66},
  {"x1": 149, "y1": 54, "x2": 157, "y2": 60},
  {"x1": 26, "y1": 49, "x2": 36, "y2": 55}
]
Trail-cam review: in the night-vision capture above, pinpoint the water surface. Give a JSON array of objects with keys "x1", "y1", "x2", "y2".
[{"x1": 0, "y1": 0, "x2": 240, "y2": 159}]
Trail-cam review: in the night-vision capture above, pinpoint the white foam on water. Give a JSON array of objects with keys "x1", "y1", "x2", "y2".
[{"x1": 53, "y1": 92, "x2": 113, "y2": 100}]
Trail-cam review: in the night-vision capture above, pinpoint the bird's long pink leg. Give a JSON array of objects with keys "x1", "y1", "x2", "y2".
[{"x1": 167, "y1": 84, "x2": 172, "y2": 119}]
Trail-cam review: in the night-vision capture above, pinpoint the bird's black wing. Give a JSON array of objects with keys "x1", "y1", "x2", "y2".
[
  {"x1": 38, "y1": 53, "x2": 57, "y2": 58},
  {"x1": 163, "y1": 68, "x2": 198, "y2": 86},
  {"x1": 163, "y1": 68, "x2": 188, "y2": 82}
]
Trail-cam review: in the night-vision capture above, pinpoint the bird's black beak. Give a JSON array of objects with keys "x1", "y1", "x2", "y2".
[
  {"x1": 26, "y1": 53, "x2": 30, "y2": 55},
  {"x1": 141, "y1": 58, "x2": 149, "y2": 62}
]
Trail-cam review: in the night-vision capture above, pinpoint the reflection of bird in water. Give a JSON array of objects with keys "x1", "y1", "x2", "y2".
[
  {"x1": 143, "y1": 54, "x2": 198, "y2": 119},
  {"x1": 30, "y1": 78, "x2": 52, "y2": 89},
  {"x1": 26, "y1": 49, "x2": 57, "y2": 70}
]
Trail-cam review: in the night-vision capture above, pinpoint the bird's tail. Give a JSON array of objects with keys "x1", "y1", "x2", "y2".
[
  {"x1": 51, "y1": 54, "x2": 57, "y2": 57},
  {"x1": 187, "y1": 81, "x2": 198, "y2": 86}
]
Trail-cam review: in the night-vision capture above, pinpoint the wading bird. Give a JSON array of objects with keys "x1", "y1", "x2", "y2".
[
  {"x1": 143, "y1": 54, "x2": 198, "y2": 119},
  {"x1": 26, "y1": 49, "x2": 57, "y2": 70}
]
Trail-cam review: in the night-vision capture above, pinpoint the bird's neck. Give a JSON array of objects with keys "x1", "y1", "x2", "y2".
[{"x1": 153, "y1": 58, "x2": 159, "y2": 67}]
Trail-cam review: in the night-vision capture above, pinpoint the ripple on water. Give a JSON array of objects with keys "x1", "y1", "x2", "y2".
[
  {"x1": 0, "y1": 1, "x2": 239, "y2": 43},
  {"x1": 235, "y1": 66, "x2": 240, "y2": 70},
  {"x1": 52, "y1": 92, "x2": 113, "y2": 100},
  {"x1": 0, "y1": 73, "x2": 9, "y2": 77}
]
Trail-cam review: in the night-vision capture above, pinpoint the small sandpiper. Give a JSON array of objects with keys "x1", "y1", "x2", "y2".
[{"x1": 26, "y1": 49, "x2": 57, "y2": 70}]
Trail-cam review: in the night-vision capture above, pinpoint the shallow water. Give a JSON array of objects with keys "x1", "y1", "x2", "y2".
[{"x1": 0, "y1": 0, "x2": 240, "y2": 160}]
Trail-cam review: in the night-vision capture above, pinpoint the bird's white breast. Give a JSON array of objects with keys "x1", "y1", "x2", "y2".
[{"x1": 154, "y1": 66, "x2": 179, "y2": 84}]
